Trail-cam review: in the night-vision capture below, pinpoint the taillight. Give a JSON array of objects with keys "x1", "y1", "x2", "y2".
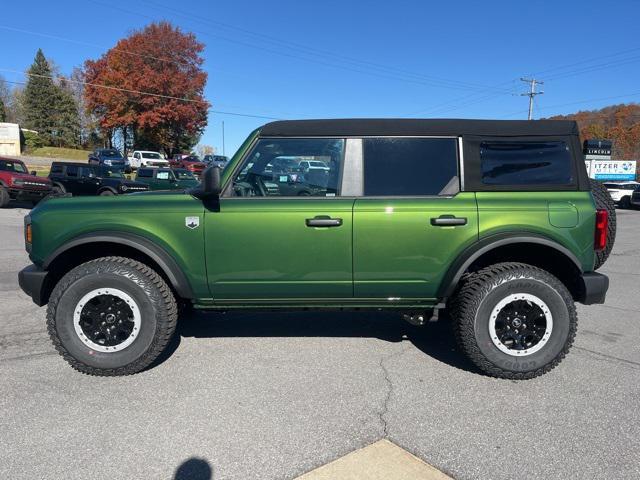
[{"x1": 594, "y1": 209, "x2": 608, "y2": 251}]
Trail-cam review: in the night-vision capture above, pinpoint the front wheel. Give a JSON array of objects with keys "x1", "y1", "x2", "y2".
[
  {"x1": 0, "y1": 186, "x2": 10, "y2": 208},
  {"x1": 99, "y1": 189, "x2": 115, "y2": 196},
  {"x1": 46, "y1": 257, "x2": 178, "y2": 376},
  {"x1": 451, "y1": 262, "x2": 576, "y2": 380}
]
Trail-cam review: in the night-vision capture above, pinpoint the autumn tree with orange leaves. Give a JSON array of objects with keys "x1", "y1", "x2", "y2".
[
  {"x1": 550, "y1": 103, "x2": 640, "y2": 161},
  {"x1": 84, "y1": 22, "x2": 209, "y2": 155}
]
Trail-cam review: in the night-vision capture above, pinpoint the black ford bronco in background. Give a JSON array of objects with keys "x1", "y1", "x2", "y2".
[{"x1": 48, "y1": 162, "x2": 149, "y2": 196}]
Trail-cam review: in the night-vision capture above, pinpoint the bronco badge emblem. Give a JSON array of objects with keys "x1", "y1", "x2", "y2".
[{"x1": 185, "y1": 216, "x2": 200, "y2": 229}]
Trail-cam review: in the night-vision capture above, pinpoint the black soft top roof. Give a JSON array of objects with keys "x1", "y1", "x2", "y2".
[{"x1": 260, "y1": 119, "x2": 579, "y2": 137}]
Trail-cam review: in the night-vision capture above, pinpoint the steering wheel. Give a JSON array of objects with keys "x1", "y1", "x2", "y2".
[{"x1": 246, "y1": 172, "x2": 267, "y2": 196}]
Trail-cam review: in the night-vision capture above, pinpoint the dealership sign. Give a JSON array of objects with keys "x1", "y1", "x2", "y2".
[{"x1": 585, "y1": 160, "x2": 637, "y2": 181}]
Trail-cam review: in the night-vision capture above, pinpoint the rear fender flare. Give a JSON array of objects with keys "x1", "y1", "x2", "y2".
[{"x1": 438, "y1": 233, "x2": 583, "y2": 299}]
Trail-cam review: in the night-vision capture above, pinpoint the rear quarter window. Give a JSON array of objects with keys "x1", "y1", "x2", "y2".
[{"x1": 480, "y1": 141, "x2": 573, "y2": 185}]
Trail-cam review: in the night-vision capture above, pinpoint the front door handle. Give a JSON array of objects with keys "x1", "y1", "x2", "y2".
[
  {"x1": 431, "y1": 215, "x2": 467, "y2": 226},
  {"x1": 306, "y1": 216, "x2": 343, "y2": 227}
]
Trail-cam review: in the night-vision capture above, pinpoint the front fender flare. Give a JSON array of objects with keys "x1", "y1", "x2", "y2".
[{"x1": 43, "y1": 231, "x2": 194, "y2": 298}]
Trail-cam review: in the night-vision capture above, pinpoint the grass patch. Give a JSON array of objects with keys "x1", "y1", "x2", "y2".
[
  {"x1": 29, "y1": 147, "x2": 92, "y2": 161},
  {"x1": 25, "y1": 165, "x2": 51, "y2": 177}
]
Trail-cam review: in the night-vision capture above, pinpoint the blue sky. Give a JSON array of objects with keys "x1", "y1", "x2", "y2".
[{"x1": 1, "y1": 0, "x2": 640, "y2": 154}]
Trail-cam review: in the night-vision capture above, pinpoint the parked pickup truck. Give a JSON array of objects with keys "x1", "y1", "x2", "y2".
[
  {"x1": 135, "y1": 167, "x2": 199, "y2": 191},
  {"x1": 19, "y1": 119, "x2": 614, "y2": 379},
  {"x1": 0, "y1": 157, "x2": 52, "y2": 207},
  {"x1": 128, "y1": 151, "x2": 169, "y2": 169},
  {"x1": 169, "y1": 155, "x2": 206, "y2": 177},
  {"x1": 88, "y1": 148, "x2": 128, "y2": 168}
]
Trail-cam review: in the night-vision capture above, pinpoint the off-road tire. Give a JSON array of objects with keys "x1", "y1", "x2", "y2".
[
  {"x1": 451, "y1": 262, "x2": 577, "y2": 380},
  {"x1": 619, "y1": 196, "x2": 631, "y2": 209},
  {"x1": 46, "y1": 256, "x2": 178, "y2": 376},
  {"x1": 590, "y1": 179, "x2": 616, "y2": 269},
  {"x1": 99, "y1": 189, "x2": 115, "y2": 196},
  {"x1": 0, "y1": 185, "x2": 10, "y2": 208},
  {"x1": 52, "y1": 183, "x2": 66, "y2": 195}
]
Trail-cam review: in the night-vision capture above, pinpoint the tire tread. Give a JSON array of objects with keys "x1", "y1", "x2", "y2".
[
  {"x1": 451, "y1": 262, "x2": 577, "y2": 380},
  {"x1": 46, "y1": 256, "x2": 177, "y2": 376}
]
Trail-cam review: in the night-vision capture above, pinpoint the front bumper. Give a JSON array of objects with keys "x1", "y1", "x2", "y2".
[
  {"x1": 9, "y1": 188, "x2": 52, "y2": 202},
  {"x1": 18, "y1": 264, "x2": 48, "y2": 306},
  {"x1": 577, "y1": 272, "x2": 609, "y2": 305}
]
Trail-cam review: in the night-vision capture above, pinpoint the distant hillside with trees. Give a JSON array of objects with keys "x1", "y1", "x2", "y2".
[{"x1": 548, "y1": 104, "x2": 640, "y2": 159}]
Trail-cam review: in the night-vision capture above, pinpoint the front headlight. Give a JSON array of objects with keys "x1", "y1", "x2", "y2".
[
  {"x1": 12, "y1": 178, "x2": 25, "y2": 187},
  {"x1": 103, "y1": 160, "x2": 112, "y2": 166},
  {"x1": 120, "y1": 185, "x2": 128, "y2": 192}
]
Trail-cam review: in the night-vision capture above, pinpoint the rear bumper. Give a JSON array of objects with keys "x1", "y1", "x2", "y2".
[
  {"x1": 18, "y1": 264, "x2": 48, "y2": 306},
  {"x1": 577, "y1": 272, "x2": 609, "y2": 305}
]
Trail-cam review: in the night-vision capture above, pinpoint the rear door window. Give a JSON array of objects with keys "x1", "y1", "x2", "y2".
[
  {"x1": 363, "y1": 138, "x2": 458, "y2": 196},
  {"x1": 480, "y1": 141, "x2": 573, "y2": 185}
]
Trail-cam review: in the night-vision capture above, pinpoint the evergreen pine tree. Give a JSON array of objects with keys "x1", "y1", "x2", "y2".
[
  {"x1": 0, "y1": 97, "x2": 6, "y2": 122},
  {"x1": 23, "y1": 49, "x2": 59, "y2": 144},
  {"x1": 53, "y1": 81, "x2": 81, "y2": 147}
]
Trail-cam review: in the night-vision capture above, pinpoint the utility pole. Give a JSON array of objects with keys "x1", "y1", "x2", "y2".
[
  {"x1": 520, "y1": 78, "x2": 544, "y2": 120},
  {"x1": 222, "y1": 121, "x2": 225, "y2": 156}
]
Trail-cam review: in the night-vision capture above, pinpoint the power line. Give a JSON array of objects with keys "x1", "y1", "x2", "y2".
[
  {"x1": 0, "y1": 70, "x2": 281, "y2": 120},
  {"x1": 138, "y1": 0, "x2": 513, "y2": 94},
  {"x1": 87, "y1": 0, "x2": 514, "y2": 95},
  {"x1": 520, "y1": 78, "x2": 544, "y2": 120},
  {"x1": 0, "y1": 25, "x2": 195, "y2": 68}
]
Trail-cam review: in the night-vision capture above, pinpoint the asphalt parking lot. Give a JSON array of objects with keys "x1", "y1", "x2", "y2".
[{"x1": 1, "y1": 204, "x2": 639, "y2": 480}]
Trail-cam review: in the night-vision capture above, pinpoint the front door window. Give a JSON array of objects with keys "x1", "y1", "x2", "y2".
[{"x1": 227, "y1": 138, "x2": 344, "y2": 198}]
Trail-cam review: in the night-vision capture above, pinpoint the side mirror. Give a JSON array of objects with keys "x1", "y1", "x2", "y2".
[
  {"x1": 124, "y1": 166, "x2": 132, "y2": 174},
  {"x1": 202, "y1": 166, "x2": 221, "y2": 196},
  {"x1": 31, "y1": 170, "x2": 37, "y2": 176}
]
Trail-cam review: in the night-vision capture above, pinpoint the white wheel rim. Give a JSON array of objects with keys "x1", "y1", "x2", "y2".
[
  {"x1": 488, "y1": 293, "x2": 553, "y2": 357},
  {"x1": 73, "y1": 288, "x2": 141, "y2": 353}
]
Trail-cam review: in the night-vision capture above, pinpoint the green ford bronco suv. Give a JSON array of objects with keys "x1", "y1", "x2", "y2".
[{"x1": 18, "y1": 119, "x2": 614, "y2": 379}]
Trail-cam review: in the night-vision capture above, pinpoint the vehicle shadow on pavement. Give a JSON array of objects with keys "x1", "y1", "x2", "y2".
[
  {"x1": 154, "y1": 309, "x2": 477, "y2": 374},
  {"x1": 174, "y1": 457, "x2": 212, "y2": 480}
]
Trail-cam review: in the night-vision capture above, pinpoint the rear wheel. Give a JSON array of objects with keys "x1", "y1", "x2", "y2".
[
  {"x1": 451, "y1": 262, "x2": 576, "y2": 380},
  {"x1": 619, "y1": 195, "x2": 631, "y2": 209},
  {"x1": 46, "y1": 257, "x2": 178, "y2": 376},
  {"x1": 590, "y1": 179, "x2": 616, "y2": 269}
]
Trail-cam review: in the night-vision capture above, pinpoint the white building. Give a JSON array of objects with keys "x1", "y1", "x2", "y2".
[{"x1": 0, "y1": 123, "x2": 21, "y2": 156}]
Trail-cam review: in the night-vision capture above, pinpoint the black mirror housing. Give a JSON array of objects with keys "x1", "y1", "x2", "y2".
[
  {"x1": 202, "y1": 166, "x2": 221, "y2": 196},
  {"x1": 192, "y1": 166, "x2": 221, "y2": 200}
]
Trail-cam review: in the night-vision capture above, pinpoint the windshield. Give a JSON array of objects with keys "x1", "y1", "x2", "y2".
[
  {"x1": 0, "y1": 160, "x2": 28, "y2": 174},
  {"x1": 309, "y1": 161, "x2": 327, "y2": 167},
  {"x1": 142, "y1": 152, "x2": 162, "y2": 159},
  {"x1": 99, "y1": 167, "x2": 125, "y2": 178},
  {"x1": 174, "y1": 170, "x2": 195, "y2": 180},
  {"x1": 99, "y1": 150, "x2": 123, "y2": 159}
]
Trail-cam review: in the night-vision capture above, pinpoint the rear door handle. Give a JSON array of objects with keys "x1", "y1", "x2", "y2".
[
  {"x1": 306, "y1": 216, "x2": 343, "y2": 227},
  {"x1": 431, "y1": 215, "x2": 467, "y2": 226}
]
